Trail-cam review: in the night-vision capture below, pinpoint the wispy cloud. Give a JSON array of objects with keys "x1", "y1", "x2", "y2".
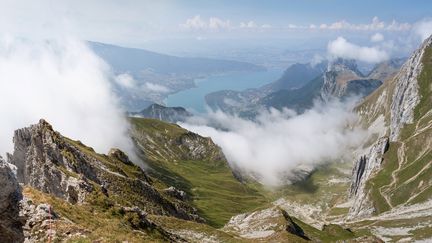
[
  {"x1": 115, "y1": 73, "x2": 170, "y2": 93},
  {"x1": 0, "y1": 36, "x2": 134, "y2": 157},
  {"x1": 317, "y1": 17, "x2": 411, "y2": 31},
  {"x1": 180, "y1": 99, "x2": 368, "y2": 186},
  {"x1": 370, "y1": 33, "x2": 385, "y2": 42},
  {"x1": 327, "y1": 36, "x2": 389, "y2": 63},
  {"x1": 180, "y1": 15, "x2": 271, "y2": 31},
  {"x1": 180, "y1": 15, "x2": 232, "y2": 31},
  {"x1": 413, "y1": 19, "x2": 432, "y2": 41},
  {"x1": 180, "y1": 16, "x2": 412, "y2": 34}
]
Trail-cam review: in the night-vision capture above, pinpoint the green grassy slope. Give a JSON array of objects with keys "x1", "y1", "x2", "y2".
[
  {"x1": 344, "y1": 41, "x2": 432, "y2": 242},
  {"x1": 130, "y1": 118, "x2": 374, "y2": 242},
  {"x1": 131, "y1": 118, "x2": 269, "y2": 227},
  {"x1": 363, "y1": 45, "x2": 432, "y2": 212}
]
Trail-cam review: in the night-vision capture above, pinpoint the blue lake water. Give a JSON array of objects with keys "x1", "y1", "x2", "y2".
[{"x1": 166, "y1": 69, "x2": 283, "y2": 113}]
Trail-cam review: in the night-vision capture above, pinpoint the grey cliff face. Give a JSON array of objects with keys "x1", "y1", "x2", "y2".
[
  {"x1": 389, "y1": 36, "x2": 432, "y2": 141},
  {"x1": 0, "y1": 156, "x2": 24, "y2": 242},
  {"x1": 8, "y1": 119, "x2": 203, "y2": 222},
  {"x1": 348, "y1": 35, "x2": 432, "y2": 219},
  {"x1": 321, "y1": 59, "x2": 362, "y2": 101},
  {"x1": 321, "y1": 58, "x2": 384, "y2": 102},
  {"x1": 348, "y1": 137, "x2": 389, "y2": 219},
  {"x1": 7, "y1": 119, "x2": 95, "y2": 204}
]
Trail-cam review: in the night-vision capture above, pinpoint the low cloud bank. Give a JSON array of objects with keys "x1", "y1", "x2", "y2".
[
  {"x1": 0, "y1": 36, "x2": 134, "y2": 157},
  {"x1": 327, "y1": 37, "x2": 389, "y2": 63},
  {"x1": 413, "y1": 19, "x2": 432, "y2": 41},
  {"x1": 180, "y1": 99, "x2": 368, "y2": 186},
  {"x1": 115, "y1": 73, "x2": 170, "y2": 94}
]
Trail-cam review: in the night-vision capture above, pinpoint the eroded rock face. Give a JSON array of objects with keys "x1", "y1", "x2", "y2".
[
  {"x1": 20, "y1": 200, "x2": 58, "y2": 243},
  {"x1": 223, "y1": 207, "x2": 290, "y2": 239},
  {"x1": 348, "y1": 137, "x2": 389, "y2": 219},
  {"x1": 348, "y1": 35, "x2": 432, "y2": 219},
  {"x1": 0, "y1": 157, "x2": 24, "y2": 242},
  {"x1": 321, "y1": 59, "x2": 363, "y2": 101},
  {"x1": 108, "y1": 148, "x2": 134, "y2": 166},
  {"x1": 7, "y1": 119, "x2": 94, "y2": 204},
  {"x1": 321, "y1": 58, "x2": 385, "y2": 102},
  {"x1": 164, "y1": 186, "x2": 187, "y2": 201},
  {"x1": 175, "y1": 131, "x2": 226, "y2": 162},
  {"x1": 389, "y1": 36, "x2": 432, "y2": 141},
  {"x1": 8, "y1": 119, "x2": 203, "y2": 222}
]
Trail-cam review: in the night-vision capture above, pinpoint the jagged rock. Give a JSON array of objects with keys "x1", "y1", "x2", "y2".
[
  {"x1": 348, "y1": 137, "x2": 389, "y2": 219},
  {"x1": 120, "y1": 206, "x2": 187, "y2": 242},
  {"x1": 108, "y1": 148, "x2": 134, "y2": 165},
  {"x1": 0, "y1": 157, "x2": 24, "y2": 242},
  {"x1": 389, "y1": 36, "x2": 432, "y2": 140},
  {"x1": 348, "y1": 36, "x2": 432, "y2": 219},
  {"x1": 20, "y1": 199, "x2": 59, "y2": 243},
  {"x1": 281, "y1": 210, "x2": 308, "y2": 240},
  {"x1": 163, "y1": 187, "x2": 187, "y2": 201},
  {"x1": 321, "y1": 58, "x2": 383, "y2": 101},
  {"x1": 8, "y1": 119, "x2": 203, "y2": 222},
  {"x1": 120, "y1": 206, "x2": 151, "y2": 229},
  {"x1": 350, "y1": 137, "x2": 390, "y2": 198},
  {"x1": 7, "y1": 119, "x2": 94, "y2": 204},
  {"x1": 223, "y1": 207, "x2": 287, "y2": 239},
  {"x1": 175, "y1": 131, "x2": 226, "y2": 162}
]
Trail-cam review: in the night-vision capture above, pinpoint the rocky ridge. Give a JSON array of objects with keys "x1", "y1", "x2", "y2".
[
  {"x1": 0, "y1": 156, "x2": 24, "y2": 242},
  {"x1": 7, "y1": 119, "x2": 201, "y2": 221},
  {"x1": 320, "y1": 58, "x2": 393, "y2": 102},
  {"x1": 0, "y1": 119, "x2": 210, "y2": 241},
  {"x1": 348, "y1": 36, "x2": 432, "y2": 219}
]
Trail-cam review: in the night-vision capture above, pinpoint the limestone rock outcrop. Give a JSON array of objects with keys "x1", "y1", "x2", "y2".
[
  {"x1": 0, "y1": 157, "x2": 24, "y2": 242},
  {"x1": 7, "y1": 119, "x2": 203, "y2": 221},
  {"x1": 348, "y1": 35, "x2": 432, "y2": 218},
  {"x1": 348, "y1": 137, "x2": 389, "y2": 218}
]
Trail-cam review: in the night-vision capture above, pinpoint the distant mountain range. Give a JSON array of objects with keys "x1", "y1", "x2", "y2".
[
  {"x1": 89, "y1": 42, "x2": 264, "y2": 111},
  {"x1": 205, "y1": 58, "x2": 405, "y2": 116}
]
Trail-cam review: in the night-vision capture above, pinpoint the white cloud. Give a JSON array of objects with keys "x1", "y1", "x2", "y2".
[
  {"x1": 317, "y1": 17, "x2": 411, "y2": 31},
  {"x1": 239, "y1": 21, "x2": 258, "y2": 28},
  {"x1": 115, "y1": 73, "x2": 136, "y2": 89},
  {"x1": 180, "y1": 15, "x2": 232, "y2": 31},
  {"x1": 328, "y1": 37, "x2": 389, "y2": 63},
  {"x1": 413, "y1": 19, "x2": 432, "y2": 41},
  {"x1": 0, "y1": 36, "x2": 134, "y2": 158},
  {"x1": 180, "y1": 15, "x2": 208, "y2": 30},
  {"x1": 115, "y1": 73, "x2": 169, "y2": 94},
  {"x1": 142, "y1": 82, "x2": 169, "y2": 93},
  {"x1": 180, "y1": 99, "x2": 368, "y2": 186},
  {"x1": 209, "y1": 17, "x2": 231, "y2": 30},
  {"x1": 371, "y1": 33, "x2": 384, "y2": 42},
  {"x1": 288, "y1": 24, "x2": 298, "y2": 29},
  {"x1": 181, "y1": 16, "x2": 271, "y2": 31}
]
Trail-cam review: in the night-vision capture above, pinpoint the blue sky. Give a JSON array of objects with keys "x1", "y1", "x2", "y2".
[
  {"x1": 0, "y1": 0, "x2": 431, "y2": 57},
  {"x1": 173, "y1": 0, "x2": 431, "y2": 24}
]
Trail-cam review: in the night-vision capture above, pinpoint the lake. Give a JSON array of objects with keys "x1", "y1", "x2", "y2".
[{"x1": 166, "y1": 69, "x2": 283, "y2": 113}]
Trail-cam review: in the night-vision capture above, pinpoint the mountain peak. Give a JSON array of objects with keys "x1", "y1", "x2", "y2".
[{"x1": 327, "y1": 58, "x2": 362, "y2": 76}]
